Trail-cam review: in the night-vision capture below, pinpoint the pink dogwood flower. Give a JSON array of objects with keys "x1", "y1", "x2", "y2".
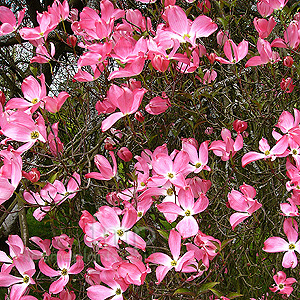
[
  {"x1": 269, "y1": 271, "x2": 296, "y2": 296},
  {"x1": 263, "y1": 218, "x2": 300, "y2": 268},
  {"x1": 228, "y1": 184, "x2": 262, "y2": 229},
  {"x1": 209, "y1": 128, "x2": 243, "y2": 161},
  {"x1": 215, "y1": 39, "x2": 248, "y2": 64},
  {"x1": 39, "y1": 250, "x2": 84, "y2": 294},
  {"x1": 157, "y1": 187, "x2": 208, "y2": 238},
  {"x1": 145, "y1": 229, "x2": 194, "y2": 284},
  {"x1": 85, "y1": 151, "x2": 117, "y2": 181}
]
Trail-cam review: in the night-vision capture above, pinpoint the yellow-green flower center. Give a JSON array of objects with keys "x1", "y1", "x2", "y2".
[
  {"x1": 264, "y1": 150, "x2": 270, "y2": 156},
  {"x1": 185, "y1": 210, "x2": 191, "y2": 216},
  {"x1": 167, "y1": 188, "x2": 174, "y2": 196},
  {"x1": 171, "y1": 260, "x2": 177, "y2": 266},
  {"x1": 117, "y1": 229, "x2": 124, "y2": 236},
  {"x1": 167, "y1": 173, "x2": 174, "y2": 179},
  {"x1": 61, "y1": 268, "x2": 68, "y2": 276},
  {"x1": 137, "y1": 211, "x2": 143, "y2": 218},
  {"x1": 289, "y1": 243, "x2": 295, "y2": 250},
  {"x1": 23, "y1": 276, "x2": 29, "y2": 284},
  {"x1": 195, "y1": 162, "x2": 202, "y2": 168},
  {"x1": 278, "y1": 283, "x2": 284, "y2": 289},
  {"x1": 31, "y1": 98, "x2": 38, "y2": 104},
  {"x1": 31, "y1": 131, "x2": 39, "y2": 139},
  {"x1": 115, "y1": 288, "x2": 122, "y2": 295}
]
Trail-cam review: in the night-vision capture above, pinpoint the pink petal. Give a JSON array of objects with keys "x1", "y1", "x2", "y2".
[
  {"x1": 168, "y1": 229, "x2": 181, "y2": 261},
  {"x1": 87, "y1": 285, "x2": 115, "y2": 300},
  {"x1": 282, "y1": 251, "x2": 298, "y2": 268},
  {"x1": 176, "y1": 216, "x2": 199, "y2": 239},
  {"x1": 263, "y1": 237, "x2": 289, "y2": 252},
  {"x1": 49, "y1": 275, "x2": 69, "y2": 294},
  {"x1": 121, "y1": 231, "x2": 146, "y2": 251}
]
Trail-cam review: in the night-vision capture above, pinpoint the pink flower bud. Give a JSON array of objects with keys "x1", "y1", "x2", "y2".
[
  {"x1": 145, "y1": 96, "x2": 171, "y2": 115},
  {"x1": 283, "y1": 56, "x2": 293, "y2": 67},
  {"x1": 106, "y1": 191, "x2": 120, "y2": 206},
  {"x1": 233, "y1": 119, "x2": 248, "y2": 133},
  {"x1": 66, "y1": 35, "x2": 77, "y2": 48},
  {"x1": 117, "y1": 147, "x2": 133, "y2": 162},
  {"x1": 206, "y1": 53, "x2": 216, "y2": 64},
  {"x1": 205, "y1": 127, "x2": 213, "y2": 135},
  {"x1": 216, "y1": 30, "x2": 230, "y2": 46},
  {"x1": 22, "y1": 168, "x2": 40, "y2": 183},
  {"x1": 257, "y1": 1, "x2": 273, "y2": 17},
  {"x1": 181, "y1": 137, "x2": 199, "y2": 149},
  {"x1": 0, "y1": 91, "x2": 5, "y2": 106},
  {"x1": 280, "y1": 77, "x2": 295, "y2": 93},
  {"x1": 135, "y1": 111, "x2": 144, "y2": 122},
  {"x1": 52, "y1": 234, "x2": 74, "y2": 250},
  {"x1": 197, "y1": 0, "x2": 211, "y2": 13}
]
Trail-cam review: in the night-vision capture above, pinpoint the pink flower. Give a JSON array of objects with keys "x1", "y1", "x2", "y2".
[
  {"x1": 85, "y1": 151, "x2": 117, "y2": 181},
  {"x1": 117, "y1": 147, "x2": 132, "y2": 162},
  {"x1": 269, "y1": 271, "x2": 296, "y2": 296},
  {"x1": 209, "y1": 128, "x2": 243, "y2": 161},
  {"x1": 253, "y1": 17, "x2": 276, "y2": 39},
  {"x1": 145, "y1": 229, "x2": 194, "y2": 284},
  {"x1": 228, "y1": 183, "x2": 262, "y2": 229},
  {"x1": 22, "y1": 168, "x2": 40, "y2": 183},
  {"x1": 0, "y1": 6, "x2": 25, "y2": 36},
  {"x1": 263, "y1": 218, "x2": 300, "y2": 268},
  {"x1": 215, "y1": 39, "x2": 248, "y2": 64},
  {"x1": 39, "y1": 250, "x2": 84, "y2": 294},
  {"x1": 101, "y1": 84, "x2": 147, "y2": 131},
  {"x1": 145, "y1": 96, "x2": 171, "y2": 115}
]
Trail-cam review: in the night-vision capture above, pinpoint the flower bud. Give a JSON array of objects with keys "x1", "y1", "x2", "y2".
[
  {"x1": 233, "y1": 119, "x2": 248, "y2": 133},
  {"x1": 280, "y1": 77, "x2": 295, "y2": 93},
  {"x1": 0, "y1": 91, "x2": 5, "y2": 106},
  {"x1": 22, "y1": 168, "x2": 40, "y2": 183},
  {"x1": 205, "y1": 127, "x2": 213, "y2": 135},
  {"x1": 135, "y1": 111, "x2": 144, "y2": 122},
  {"x1": 283, "y1": 56, "x2": 293, "y2": 67},
  {"x1": 117, "y1": 147, "x2": 133, "y2": 162}
]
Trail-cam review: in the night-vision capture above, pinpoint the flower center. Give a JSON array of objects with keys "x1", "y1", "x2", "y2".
[
  {"x1": 140, "y1": 182, "x2": 145, "y2": 187},
  {"x1": 199, "y1": 264, "x2": 206, "y2": 271},
  {"x1": 115, "y1": 288, "x2": 122, "y2": 295},
  {"x1": 264, "y1": 150, "x2": 270, "y2": 156},
  {"x1": 185, "y1": 210, "x2": 191, "y2": 216},
  {"x1": 167, "y1": 172, "x2": 174, "y2": 179},
  {"x1": 23, "y1": 276, "x2": 29, "y2": 284},
  {"x1": 31, "y1": 131, "x2": 40, "y2": 139},
  {"x1": 278, "y1": 283, "x2": 284, "y2": 289},
  {"x1": 171, "y1": 260, "x2": 177, "y2": 266},
  {"x1": 137, "y1": 211, "x2": 143, "y2": 218},
  {"x1": 167, "y1": 188, "x2": 174, "y2": 196},
  {"x1": 195, "y1": 162, "x2": 202, "y2": 168},
  {"x1": 292, "y1": 149, "x2": 298, "y2": 155},
  {"x1": 61, "y1": 268, "x2": 68, "y2": 276},
  {"x1": 31, "y1": 98, "x2": 38, "y2": 104},
  {"x1": 117, "y1": 229, "x2": 124, "y2": 236},
  {"x1": 289, "y1": 243, "x2": 295, "y2": 250}
]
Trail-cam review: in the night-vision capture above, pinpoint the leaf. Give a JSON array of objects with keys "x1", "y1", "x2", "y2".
[
  {"x1": 209, "y1": 288, "x2": 223, "y2": 298},
  {"x1": 157, "y1": 230, "x2": 169, "y2": 240},
  {"x1": 227, "y1": 292, "x2": 243, "y2": 299},
  {"x1": 48, "y1": 172, "x2": 58, "y2": 184},
  {"x1": 198, "y1": 282, "x2": 220, "y2": 294},
  {"x1": 173, "y1": 288, "x2": 195, "y2": 296},
  {"x1": 221, "y1": 238, "x2": 234, "y2": 251}
]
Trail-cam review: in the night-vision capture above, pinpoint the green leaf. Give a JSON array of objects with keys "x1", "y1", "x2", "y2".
[
  {"x1": 209, "y1": 288, "x2": 223, "y2": 298},
  {"x1": 30, "y1": 65, "x2": 37, "y2": 77},
  {"x1": 227, "y1": 292, "x2": 243, "y2": 299},
  {"x1": 173, "y1": 288, "x2": 195, "y2": 296},
  {"x1": 221, "y1": 238, "x2": 234, "y2": 250},
  {"x1": 48, "y1": 172, "x2": 58, "y2": 184},
  {"x1": 198, "y1": 282, "x2": 220, "y2": 294},
  {"x1": 157, "y1": 230, "x2": 169, "y2": 240}
]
